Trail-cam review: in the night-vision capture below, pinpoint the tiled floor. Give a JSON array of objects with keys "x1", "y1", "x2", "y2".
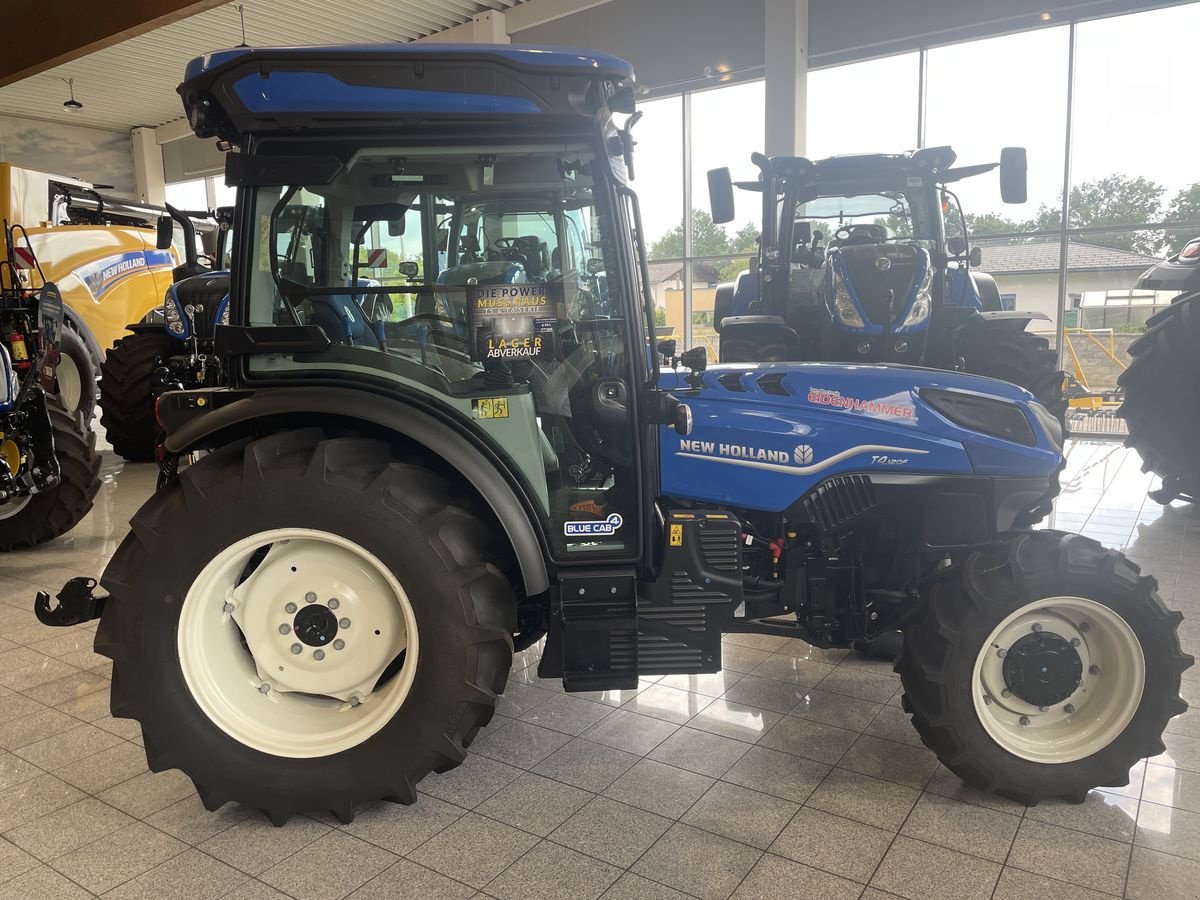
[{"x1": 0, "y1": 436, "x2": 1197, "y2": 900}]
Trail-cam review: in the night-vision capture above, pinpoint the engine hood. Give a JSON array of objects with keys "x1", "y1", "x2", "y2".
[{"x1": 656, "y1": 362, "x2": 1060, "y2": 512}]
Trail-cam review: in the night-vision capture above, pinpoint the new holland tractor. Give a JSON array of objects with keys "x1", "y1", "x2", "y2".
[
  {"x1": 1118, "y1": 236, "x2": 1200, "y2": 505},
  {"x1": 706, "y1": 151, "x2": 1067, "y2": 476},
  {"x1": 0, "y1": 228, "x2": 101, "y2": 549},
  {"x1": 34, "y1": 44, "x2": 1189, "y2": 824},
  {"x1": 99, "y1": 206, "x2": 233, "y2": 461}
]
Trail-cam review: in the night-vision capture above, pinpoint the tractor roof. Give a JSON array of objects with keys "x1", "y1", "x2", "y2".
[{"x1": 179, "y1": 44, "x2": 636, "y2": 144}]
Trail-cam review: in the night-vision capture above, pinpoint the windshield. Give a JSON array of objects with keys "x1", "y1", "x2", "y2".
[{"x1": 796, "y1": 192, "x2": 931, "y2": 243}]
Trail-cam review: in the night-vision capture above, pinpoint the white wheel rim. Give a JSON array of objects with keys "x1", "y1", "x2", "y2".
[
  {"x1": 972, "y1": 596, "x2": 1145, "y2": 764},
  {"x1": 178, "y1": 528, "x2": 419, "y2": 758},
  {"x1": 0, "y1": 495, "x2": 31, "y2": 520},
  {"x1": 56, "y1": 352, "x2": 83, "y2": 414}
]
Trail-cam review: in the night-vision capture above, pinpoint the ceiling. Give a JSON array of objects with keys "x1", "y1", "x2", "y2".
[{"x1": 0, "y1": 0, "x2": 527, "y2": 133}]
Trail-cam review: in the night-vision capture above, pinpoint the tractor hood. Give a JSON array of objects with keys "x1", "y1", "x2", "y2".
[
  {"x1": 178, "y1": 44, "x2": 636, "y2": 143},
  {"x1": 658, "y1": 362, "x2": 1062, "y2": 512}
]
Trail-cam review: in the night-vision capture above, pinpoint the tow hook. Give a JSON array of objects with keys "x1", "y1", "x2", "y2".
[{"x1": 34, "y1": 576, "x2": 106, "y2": 627}]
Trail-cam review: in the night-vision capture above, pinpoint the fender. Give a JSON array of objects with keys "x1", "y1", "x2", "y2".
[
  {"x1": 63, "y1": 308, "x2": 103, "y2": 368},
  {"x1": 162, "y1": 385, "x2": 551, "y2": 595},
  {"x1": 973, "y1": 309, "x2": 1052, "y2": 330}
]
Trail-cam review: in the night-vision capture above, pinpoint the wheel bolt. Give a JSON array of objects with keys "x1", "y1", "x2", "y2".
[
  {"x1": 334, "y1": 639, "x2": 345, "y2": 651},
  {"x1": 1064, "y1": 703, "x2": 1076, "y2": 714},
  {"x1": 983, "y1": 696, "x2": 993, "y2": 705},
  {"x1": 997, "y1": 648, "x2": 1008, "y2": 659},
  {"x1": 305, "y1": 591, "x2": 317, "y2": 603},
  {"x1": 1031, "y1": 623, "x2": 1043, "y2": 633},
  {"x1": 222, "y1": 602, "x2": 235, "y2": 614},
  {"x1": 258, "y1": 683, "x2": 270, "y2": 694},
  {"x1": 278, "y1": 624, "x2": 291, "y2": 634},
  {"x1": 1038, "y1": 706, "x2": 1048, "y2": 712},
  {"x1": 350, "y1": 694, "x2": 362, "y2": 707},
  {"x1": 1001, "y1": 689, "x2": 1011, "y2": 698},
  {"x1": 285, "y1": 602, "x2": 297, "y2": 614},
  {"x1": 1019, "y1": 716, "x2": 1030, "y2": 726},
  {"x1": 314, "y1": 649, "x2": 325, "y2": 661},
  {"x1": 1070, "y1": 637, "x2": 1081, "y2": 647},
  {"x1": 339, "y1": 618, "x2": 351, "y2": 629},
  {"x1": 290, "y1": 643, "x2": 302, "y2": 655},
  {"x1": 328, "y1": 598, "x2": 339, "y2": 610},
  {"x1": 1089, "y1": 664, "x2": 1100, "y2": 676},
  {"x1": 1079, "y1": 621, "x2": 1091, "y2": 633}
]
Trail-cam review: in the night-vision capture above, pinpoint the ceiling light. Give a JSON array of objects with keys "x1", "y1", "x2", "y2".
[
  {"x1": 1040, "y1": 11, "x2": 1052, "y2": 21},
  {"x1": 61, "y1": 77, "x2": 82, "y2": 111}
]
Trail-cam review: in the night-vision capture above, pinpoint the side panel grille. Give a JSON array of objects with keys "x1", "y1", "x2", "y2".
[{"x1": 802, "y1": 475, "x2": 876, "y2": 530}]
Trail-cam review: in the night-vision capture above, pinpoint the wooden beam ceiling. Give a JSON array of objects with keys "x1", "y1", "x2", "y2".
[{"x1": 0, "y1": 0, "x2": 229, "y2": 88}]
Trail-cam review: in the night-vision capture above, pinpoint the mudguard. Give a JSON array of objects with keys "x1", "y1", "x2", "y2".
[{"x1": 160, "y1": 386, "x2": 550, "y2": 594}]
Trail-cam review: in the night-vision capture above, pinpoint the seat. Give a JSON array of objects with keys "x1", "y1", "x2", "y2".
[{"x1": 306, "y1": 295, "x2": 381, "y2": 348}]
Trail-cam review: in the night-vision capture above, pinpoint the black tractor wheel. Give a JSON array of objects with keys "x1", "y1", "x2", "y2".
[
  {"x1": 0, "y1": 399, "x2": 102, "y2": 550},
  {"x1": 99, "y1": 331, "x2": 174, "y2": 461},
  {"x1": 56, "y1": 328, "x2": 97, "y2": 426},
  {"x1": 1118, "y1": 292, "x2": 1200, "y2": 503},
  {"x1": 94, "y1": 428, "x2": 516, "y2": 824},
  {"x1": 899, "y1": 530, "x2": 1191, "y2": 805}
]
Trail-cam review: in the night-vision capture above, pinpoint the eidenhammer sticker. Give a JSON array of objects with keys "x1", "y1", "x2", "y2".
[
  {"x1": 807, "y1": 387, "x2": 915, "y2": 419},
  {"x1": 564, "y1": 513, "x2": 623, "y2": 537}
]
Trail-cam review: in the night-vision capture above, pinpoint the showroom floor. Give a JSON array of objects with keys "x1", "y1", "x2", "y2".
[{"x1": 0, "y1": 435, "x2": 1197, "y2": 900}]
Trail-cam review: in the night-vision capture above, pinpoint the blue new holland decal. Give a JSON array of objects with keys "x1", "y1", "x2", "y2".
[
  {"x1": 75, "y1": 250, "x2": 174, "y2": 299},
  {"x1": 564, "y1": 513, "x2": 623, "y2": 537}
]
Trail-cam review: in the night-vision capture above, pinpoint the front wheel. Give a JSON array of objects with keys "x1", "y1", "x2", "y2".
[
  {"x1": 95, "y1": 428, "x2": 516, "y2": 824},
  {"x1": 899, "y1": 530, "x2": 1191, "y2": 805},
  {"x1": 99, "y1": 331, "x2": 175, "y2": 461},
  {"x1": 55, "y1": 328, "x2": 97, "y2": 426}
]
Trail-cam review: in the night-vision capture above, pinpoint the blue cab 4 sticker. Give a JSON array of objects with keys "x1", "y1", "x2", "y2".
[{"x1": 564, "y1": 513, "x2": 623, "y2": 537}]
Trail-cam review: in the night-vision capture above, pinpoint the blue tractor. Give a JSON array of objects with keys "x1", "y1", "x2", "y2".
[
  {"x1": 35, "y1": 44, "x2": 1188, "y2": 823},
  {"x1": 706, "y1": 151, "x2": 1067, "y2": 506}
]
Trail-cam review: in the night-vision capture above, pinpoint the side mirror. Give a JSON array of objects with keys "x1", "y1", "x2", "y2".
[
  {"x1": 708, "y1": 167, "x2": 735, "y2": 225},
  {"x1": 947, "y1": 236, "x2": 966, "y2": 256},
  {"x1": 969, "y1": 246, "x2": 983, "y2": 267},
  {"x1": 155, "y1": 215, "x2": 173, "y2": 250},
  {"x1": 397, "y1": 260, "x2": 419, "y2": 278},
  {"x1": 999, "y1": 147, "x2": 1028, "y2": 204},
  {"x1": 586, "y1": 257, "x2": 606, "y2": 276},
  {"x1": 796, "y1": 221, "x2": 812, "y2": 244}
]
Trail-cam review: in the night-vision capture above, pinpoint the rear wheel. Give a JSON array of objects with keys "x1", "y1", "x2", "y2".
[
  {"x1": 0, "y1": 398, "x2": 101, "y2": 550},
  {"x1": 899, "y1": 530, "x2": 1191, "y2": 804},
  {"x1": 99, "y1": 332, "x2": 174, "y2": 461},
  {"x1": 1118, "y1": 292, "x2": 1200, "y2": 502},
  {"x1": 95, "y1": 428, "x2": 516, "y2": 824}
]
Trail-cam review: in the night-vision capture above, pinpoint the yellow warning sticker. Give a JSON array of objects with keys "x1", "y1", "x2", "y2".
[
  {"x1": 473, "y1": 397, "x2": 509, "y2": 419},
  {"x1": 669, "y1": 523, "x2": 684, "y2": 547}
]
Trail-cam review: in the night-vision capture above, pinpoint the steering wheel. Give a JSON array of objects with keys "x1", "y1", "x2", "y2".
[
  {"x1": 834, "y1": 226, "x2": 854, "y2": 243},
  {"x1": 492, "y1": 237, "x2": 521, "y2": 251}
]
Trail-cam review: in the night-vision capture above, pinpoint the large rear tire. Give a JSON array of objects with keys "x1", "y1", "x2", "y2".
[
  {"x1": 898, "y1": 531, "x2": 1191, "y2": 805},
  {"x1": 0, "y1": 399, "x2": 101, "y2": 550},
  {"x1": 95, "y1": 428, "x2": 516, "y2": 824},
  {"x1": 99, "y1": 332, "x2": 174, "y2": 461},
  {"x1": 1118, "y1": 291, "x2": 1200, "y2": 502}
]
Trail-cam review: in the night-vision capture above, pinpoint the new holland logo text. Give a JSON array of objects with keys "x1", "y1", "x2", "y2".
[
  {"x1": 564, "y1": 513, "x2": 623, "y2": 537},
  {"x1": 807, "y1": 387, "x2": 914, "y2": 419},
  {"x1": 679, "y1": 440, "x2": 792, "y2": 464}
]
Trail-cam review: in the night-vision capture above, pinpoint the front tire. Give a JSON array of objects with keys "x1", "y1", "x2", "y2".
[
  {"x1": 899, "y1": 530, "x2": 1191, "y2": 805},
  {"x1": 0, "y1": 399, "x2": 101, "y2": 551},
  {"x1": 99, "y1": 331, "x2": 174, "y2": 461},
  {"x1": 95, "y1": 428, "x2": 515, "y2": 824},
  {"x1": 56, "y1": 328, "x2": 97, "y2": 426}
]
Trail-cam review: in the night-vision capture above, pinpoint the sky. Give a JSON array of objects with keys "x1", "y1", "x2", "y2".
[{"x1": 628, "y1": 1, "x2": 1200, "y2": 254}]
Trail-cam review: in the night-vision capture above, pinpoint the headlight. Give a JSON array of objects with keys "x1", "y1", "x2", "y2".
[
  {"x1": 164, "y1": 287, "x2": 189, "y2": 339},
  {"x1": 921, "y1": 388, "x2": 1037, "y2": 447},
  {"x1": 899, "y1": 263, "x2": 933, "y2": 329},
  {"x1": 833, "y1": 272, "x2": 865, "y2": 328}
]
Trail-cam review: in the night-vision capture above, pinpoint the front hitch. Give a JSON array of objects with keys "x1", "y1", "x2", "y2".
[{"x1": 34, "y1": 576, "x2": 106, "y2": 627}]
